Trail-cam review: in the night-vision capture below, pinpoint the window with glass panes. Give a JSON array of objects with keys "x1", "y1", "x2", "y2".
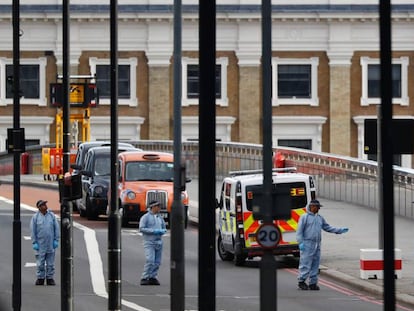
[
  {"x1": 96, "y1": 64, "x2": 130, "y2": 99},
  {"x1": 367, "y1": 64, "x2": 401, "y2": 98},
  {"x1": 278, "y1": 139, "x2": 312, "y2": 150},
  {"x1": 277, "y1": 64, "x2": 311, "y2": 99},
  {"x1": 6, "y1": 64, "x2": 39, "y2": 99},
  {"x1": 187, "y1": 64, "x2": 222, "y2": 99}
]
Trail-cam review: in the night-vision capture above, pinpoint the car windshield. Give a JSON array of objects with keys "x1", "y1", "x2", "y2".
[
  {"x1": 125, "y1": 161, "x2": 174, "y2": 182},
  {"x1": 94, "y1": 156, "x2": 111, "y2": 176}
]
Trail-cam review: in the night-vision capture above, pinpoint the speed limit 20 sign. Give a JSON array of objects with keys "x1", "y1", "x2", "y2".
[{"x1": 256, "y1": 223, "x2": 280, "y2": 249}]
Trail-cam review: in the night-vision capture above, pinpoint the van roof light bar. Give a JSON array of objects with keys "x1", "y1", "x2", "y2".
[{"x1": 229, "y1": 167, "x2": 297, "y2": 176}]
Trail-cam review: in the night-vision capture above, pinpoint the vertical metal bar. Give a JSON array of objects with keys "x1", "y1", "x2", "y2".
[
  {"x1": 198, "y1": 0, "x2": 216, "y2": 310},
  {"x1": 171, "y1": 0, "x2": 185, "y2": 309},
  {"x1": 379, "y1": 0, "x2": 395, "y2": 310},
  {"x1": 377, "y1": 106, "x2": 383, "y2": 249},
  {"x1": 61, "y1": 1, "x2": 74, "y2": 310},
  {"x1": 261, "y1": 0, "x2": 277, "y2": 310},
  {"x1": 108, "y1": 0, "x2": 121, "y2": 309},
  {"x1": 12, "y1": 0, "x2": 21, "y2": 309}
]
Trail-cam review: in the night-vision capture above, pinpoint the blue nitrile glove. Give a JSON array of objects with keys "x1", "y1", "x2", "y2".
[
  {"x1": 53, "y1": 240, "x2": 59, "y2": 249},
  {"x1": 298, "y1": 243, "x2": 304, "y2": 251},
  {"x1": 32, "y1": 242, "x2": 39, "y2": 251},
  {"x1": 340, "y1": 228, "x2": 349, "y2": 234},
  {"x1": 153, "y1": 229, "x2": 167, "y2": 235}
]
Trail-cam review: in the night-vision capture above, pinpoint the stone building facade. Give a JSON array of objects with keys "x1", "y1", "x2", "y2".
[{"x1": 1, "y1": 1, "x2": 414, "y2": 167}]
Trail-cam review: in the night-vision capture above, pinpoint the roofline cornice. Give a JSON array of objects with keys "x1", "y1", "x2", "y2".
[{"x1": 1, "y1": 4, "x2": 414, "y2": 22}]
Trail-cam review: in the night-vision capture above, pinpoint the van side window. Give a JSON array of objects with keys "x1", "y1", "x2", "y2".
[
  {"x1": 217, "y1": 183, "x2": 224, "y2": 209},
  {"x1": 225, "y1": 183, "x2": 231, "y2": 211}
]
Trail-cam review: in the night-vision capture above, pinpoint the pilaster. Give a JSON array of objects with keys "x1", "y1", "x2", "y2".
[
  {"x1": 147, "y1": 54, "x2": 171, "y2": 140},
  {"x1": 236, "y1": 50, "x2": 261, "y2": 144},
  {"x1": 328, "y1": 52, "x2": 352, "y2": 156}
]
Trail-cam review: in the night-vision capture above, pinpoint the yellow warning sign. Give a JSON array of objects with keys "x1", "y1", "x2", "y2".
[{"x1": 69, "y1": 84, "x2": 85, "y2": 105}]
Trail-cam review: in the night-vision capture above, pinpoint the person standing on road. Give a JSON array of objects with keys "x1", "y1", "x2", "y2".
[
  {"x1": 296, "y1": 199, "x2": 349, "y2": 291},
  {"x1": 139, "y1": 200, "x2": 167, "y2": 285},
  {"x1": 30, "y1": 200, "x2": 60, "y2": 286}
]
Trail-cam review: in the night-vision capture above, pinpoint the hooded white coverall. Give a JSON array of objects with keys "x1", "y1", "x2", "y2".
[{"x1": 296, "y1": 205, "x2": 346, "y2": 285}]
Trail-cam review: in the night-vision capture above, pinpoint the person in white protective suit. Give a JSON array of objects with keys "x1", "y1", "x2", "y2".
[
  {"x1": 139, "y1": 200, "x2": 167, "y2": 286},
  {"x1": 30, "y1": 200, "x2": 60, "y2": 286},
  {"x1": 296, "y1": 199, "x2": 349, "y2": 290}
]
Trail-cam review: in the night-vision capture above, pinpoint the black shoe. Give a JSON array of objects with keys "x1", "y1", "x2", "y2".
[
  {"x1": 148, "y1": 278, "x2": 160, "y2": 285},
  {"x1": 298, "y1": 281, "x2": 309, "y2": 290},
  {"x1": 35, "y1": 279, "x2": 45, "y2": 286},
  {"x1": 309, "y1": 284, "x2": 320, "y2": 290},
  {"x1": 140, "y1": 278, "x2": 151, "y2": 285},
  {"x1": 46, "y1": 279, "x2": 56, "y2": 286}
]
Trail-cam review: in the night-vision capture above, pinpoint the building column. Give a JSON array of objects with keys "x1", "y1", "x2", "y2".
[
  {"x1": 236, "y1": 47, "x2": 261, "y2": 144},
  {"x1": 147, "y1": 61, "x2": 170, "y2": 139},
  {"x1": 328, "y1": 53, "x2": 352, "y2": 156},
  {"x1": 146, "y1": 22, "x2": 172, "y2": 140}
]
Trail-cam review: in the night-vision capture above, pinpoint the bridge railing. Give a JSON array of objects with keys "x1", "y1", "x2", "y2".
[{"x1": 1, "y1": 140, "x2": 414, "y2": 219}]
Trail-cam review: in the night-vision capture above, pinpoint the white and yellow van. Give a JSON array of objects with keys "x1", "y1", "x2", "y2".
[{"x1": 216, "y1": 167, "x2": 316, "y2": 266}]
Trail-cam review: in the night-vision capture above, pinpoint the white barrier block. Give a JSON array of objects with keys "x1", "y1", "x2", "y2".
[{"x1": 360, "y1": 248, "x2": 402, "y2": 279}]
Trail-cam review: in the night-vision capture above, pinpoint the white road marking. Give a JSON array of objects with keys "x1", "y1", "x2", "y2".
[{"x1": 0, "y1": 196, "x2": 152, "y2": 311}]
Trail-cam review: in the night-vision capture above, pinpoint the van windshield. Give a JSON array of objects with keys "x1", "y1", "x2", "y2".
[
  {"x1": 125, "y1": 161, "x2": 174, "y2": 182},
  {"x1": 245, "y1": 182, "x2": 308, "y2": 211}
]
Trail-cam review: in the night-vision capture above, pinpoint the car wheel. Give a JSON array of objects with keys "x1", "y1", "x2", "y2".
[
  {"x1": 86, "y1": 196, "x2": 98, "y2": 220},
  {"x1": 72, "y1": 200, "x2": 78, "y2": 212},
  {"x1": 118, "y1": 207, "x2": 128, "y2": 227},
  {"x1": 79, "y1": 204, "x2": 86, "y2": 217},
  {"x1": 217, "y1": 235, "x2": 234, "y2": 261},
  {"x1": 121, "y1": 215, "x2": 129, "y2": 227},
  {"x1": 184, "y1": 206, "x2": 189, "y2": 229}
]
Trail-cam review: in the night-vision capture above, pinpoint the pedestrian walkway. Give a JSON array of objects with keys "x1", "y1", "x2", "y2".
[{"x1": 1, "y1": 174, "x2": 414, "y2": 307}]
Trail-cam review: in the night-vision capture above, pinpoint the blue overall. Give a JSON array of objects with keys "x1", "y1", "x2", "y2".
[
  {"x1": 139, "y1": 211, "x2": 166, "y2": 280},
  {"x1": 30, "y1": 210, "x2": 60, "y2": 279},
  {"x1": 296, "y1": 207, "x2": 344, "y2": 285}
]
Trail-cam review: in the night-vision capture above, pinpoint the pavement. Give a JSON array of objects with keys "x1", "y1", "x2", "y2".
[{"x1": 1, "y1": 174, "x2": 414, "y2": 307}]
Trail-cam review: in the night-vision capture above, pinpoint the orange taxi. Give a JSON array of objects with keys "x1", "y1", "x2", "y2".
[{"x1": 115, "y1": 151, "x2": 190, "y2": 227}]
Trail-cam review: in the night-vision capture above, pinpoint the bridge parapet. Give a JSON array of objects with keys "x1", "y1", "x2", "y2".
[{"x1": 1, "y1": 141, "x2": 414, "y2": 219}]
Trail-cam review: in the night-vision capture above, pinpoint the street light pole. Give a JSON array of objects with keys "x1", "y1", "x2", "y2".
[
  {"x1": 260, "y1": 0, "x2": 277, "y2": 310},
  {"x1": 61, "y1": 1, "x2": 74, "y2": 310},
  {"x1": 198, "y1": 1, "x2": 216, "y2": 310},
  {"x1": 108, "y1": 0, "x2": 122, "y2": 309},
  {"x1": 12, "y1": 1, "x2": 22, "y2": 309},
  {"x1": 171, "y1": 0, "x2": 185, "y2": 309}
]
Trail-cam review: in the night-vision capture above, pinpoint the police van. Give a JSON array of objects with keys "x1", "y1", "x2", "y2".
[{"x1": 216, "y1": 167, "x2": 316, "y2": 266}]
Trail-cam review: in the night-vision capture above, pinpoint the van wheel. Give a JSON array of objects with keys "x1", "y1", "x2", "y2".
[
  {"x1": 217, "y1": 235, "x2": 234, "y2": 261},
  {"x1": 234, "y1": 253, "x2": 246, "y2": 266}
]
